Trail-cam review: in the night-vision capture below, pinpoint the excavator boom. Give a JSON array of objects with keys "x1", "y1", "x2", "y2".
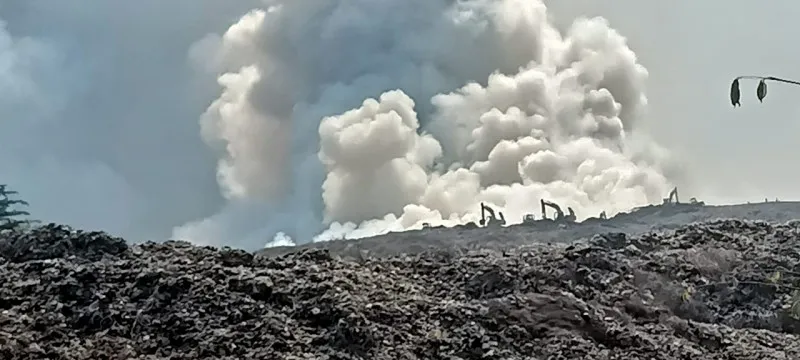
[
  {"x1": 669, "y1": 187, "x2": 679, "y2": 203},
  {"x1": 540, "y1": 199, "x2": 546, "y2": 219},
  {"x1": 485, "y1": 205, "x2": 496, "y2": 220},
  {"x1": 540, "y1": 199, "x2": 565, "y2": 220},
  {"x1": 480, "y1": 202, "x2": 506, "y2": 227}
]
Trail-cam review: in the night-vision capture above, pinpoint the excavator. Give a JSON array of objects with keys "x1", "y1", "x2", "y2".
[
  {"x1": 662, "y1": 187, "x2": 679, "y2": 205},
  {"x1": 540, "y1": 199, "x2": 576, "y2": 223},
  {"x1": 581, "y1": 210, "x2": 609, "y2": 225},
  {"x1": 522, "y1": 213, "x2": 536, "y2": 225},
  {"x1": 662, "y1": 186, "x2": 705, "y2": 206},
  {"x1": 480, "y1": 202, "x2": 506, "y2": 227}
]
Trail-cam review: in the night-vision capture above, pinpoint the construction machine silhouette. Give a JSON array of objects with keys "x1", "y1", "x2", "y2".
[
  {"x1": 662, "y1": 187, "x2": 679, "y2": 205},
  {"x1": 479, "y1": 202, "x2": 506, "y2": 228},
  {"x1": 540, "y1": 199, "x2": 576, "y2": 223},
  {"x1": 412, "y1": 186, "x2": 707, "y2": 235},
  {"x1": 519, "y1": 199, "x2": 580, "y2": 228},
  {"x1": 615, "y1": 186, "x2": 705, "y2": 222},
  {"x1": 582, "y1": 210, "x2": 609, "y2": 225},
  {"x1": 661, "y1": 186, "x2": 705, "y2": 207},
  {"x1": 521, "y1": 213, "x2": 536, "y2": 225}
]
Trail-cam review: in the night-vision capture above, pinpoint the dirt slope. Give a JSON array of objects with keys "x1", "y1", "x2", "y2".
[
  {"x1": 1, "y1": 218, "x2": 800, "y2": 359},
  {"x1": 259, "y1": 201, "x2": 800, "y2": 259}
]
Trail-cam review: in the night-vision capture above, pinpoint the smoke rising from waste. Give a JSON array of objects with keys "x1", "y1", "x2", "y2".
[{"x1": 173, "y1": 0, "x2": 677, "y2": 248}]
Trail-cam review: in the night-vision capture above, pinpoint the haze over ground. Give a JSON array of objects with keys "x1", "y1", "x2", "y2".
[{"x1": 0, "y1": 1, "x2": 796, "y2": 250}]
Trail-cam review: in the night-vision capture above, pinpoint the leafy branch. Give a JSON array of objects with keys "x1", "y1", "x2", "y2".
[{"x1": 730, "y1": 75, "x2": 800, "y2": 107}]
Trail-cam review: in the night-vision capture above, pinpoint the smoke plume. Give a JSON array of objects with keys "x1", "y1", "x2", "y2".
[{"x1": 172, "y1": 0, "x2": 676, "y2": 249}]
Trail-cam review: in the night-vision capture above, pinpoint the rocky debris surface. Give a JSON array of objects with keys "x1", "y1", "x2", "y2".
[{"x1": 1, "y1": 220, "x2": 799, "y2": 359}]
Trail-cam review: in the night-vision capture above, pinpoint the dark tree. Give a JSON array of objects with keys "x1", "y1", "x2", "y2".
[{"x1": 0, "y1": 184, "x2": 34, "y2": 230}]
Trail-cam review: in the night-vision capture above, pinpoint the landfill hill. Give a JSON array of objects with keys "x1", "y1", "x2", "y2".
[
  {"x1": 1, "y1": 202, "x2": 800, "y2": 359},
  {"x1": 259, "y1": 200, "x2": 800, "y2": 259}
]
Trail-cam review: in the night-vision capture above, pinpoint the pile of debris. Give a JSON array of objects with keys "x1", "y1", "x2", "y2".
[{"x1": 1, "y1": 220, "x2": 799, "y2": 359}]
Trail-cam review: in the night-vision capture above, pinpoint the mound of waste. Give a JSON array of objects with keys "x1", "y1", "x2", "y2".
[{"x1": 1, "y1": 220, "x2": 799, "y2": 359}]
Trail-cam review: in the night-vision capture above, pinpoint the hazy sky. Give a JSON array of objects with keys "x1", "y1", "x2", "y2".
[
  {"x1": 1, "y1": 0, "x2": 798, "y2": 245},
  {"x1": 548, "y1": 1, "x2": 800, "y2": 203}
]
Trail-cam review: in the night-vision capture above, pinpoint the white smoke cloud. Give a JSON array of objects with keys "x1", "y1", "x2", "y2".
[
  {"x1": 173, "y1": 0, "x2": 678, "y2": 249},
  {"x1": 7, "y1": 1, "x2": 799, "y2": 252},
  {"x1": 319, "y1": 90, "x2": 440, "y2": 224}
]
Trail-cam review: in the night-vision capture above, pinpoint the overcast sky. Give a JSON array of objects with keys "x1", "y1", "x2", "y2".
[
  {"x1": 1, "y1": 1, "x2": 798, "y2": 243},
  {"x1": 549, "y1": 1, "x2": 800, "y2": 203}
]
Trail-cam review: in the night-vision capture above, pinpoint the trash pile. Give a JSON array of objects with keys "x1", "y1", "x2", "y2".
[{"x1": 0, "y1": 220, "x2": 799, "y2": 359}]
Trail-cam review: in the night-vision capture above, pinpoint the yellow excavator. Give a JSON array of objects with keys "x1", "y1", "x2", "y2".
[{"x1": 540, "y1": 199, "x2": 576, "y2": 223}]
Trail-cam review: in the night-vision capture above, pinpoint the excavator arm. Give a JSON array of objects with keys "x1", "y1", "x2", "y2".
[
  {"x1": 482, "y1": 203, "x2": 496, "y2": 220},
  {"x1": 480, "y1": 202, "x2": 506, "y2": 227},
  {"x1": 540, "y1": 199, "x2": 564, "y2": 220},
  {"x1": 540, "y1": 200, "x2": 546, "y2": 219},
  {"x1": 565, "y1": 207, "x2": 576, "y2": 222},
  {"x1": 662, "y1": 187, "x2": 680, "y2": 205},
  {"x1": 668, "y1": 187, "x2": 679, "y2": 204},
  {"x1": 480, "y1": 202, "x2": 490, "y2": 226}
]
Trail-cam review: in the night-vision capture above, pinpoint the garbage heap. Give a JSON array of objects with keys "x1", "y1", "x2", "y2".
[{"x1": 1, "y1": 220, "x2": 799, "y2": 360}]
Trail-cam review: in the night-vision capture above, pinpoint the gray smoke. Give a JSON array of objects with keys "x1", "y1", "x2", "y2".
[
  {"x1": 172, "y1": 0, "x2": 677, "y2": 248},
  {"x1": 0, "y1": 0, "x2": 680, "y2": 250}
]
